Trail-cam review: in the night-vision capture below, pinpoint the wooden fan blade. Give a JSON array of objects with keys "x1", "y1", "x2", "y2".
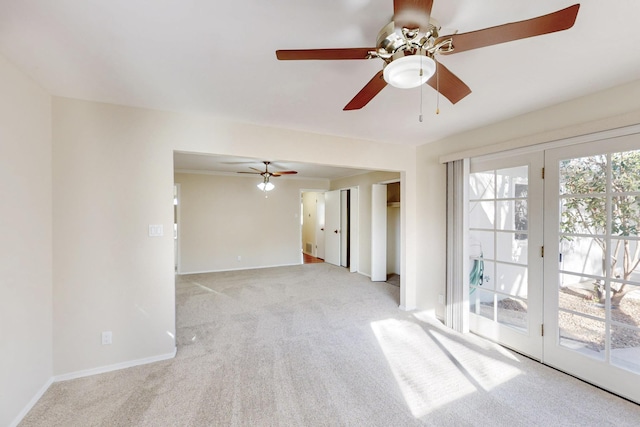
[
  {"x1": 237, "y1": 171, "x2": 261, "y2": 175},
  {"x1": 276, "y1": 48, "x2": 375, "y2": 61},
  {"x1": 426, "y1": 61, "x2": 471, "y2": 105},
  {"x1": 272, "y1": 171, "x2": 298, "y2": 176},
  {"x1": 249, "y1": 167, "x2": 264, "y2": 173},
  {"x1": 343, "y1": 70, "x2": 387, "y2": 111},
  {"x1": 394, "y1": 0, "x2": 433, "y2": 30},
  {"x1": 437, "y1": 4, "x2": 580, "y2": 55}
]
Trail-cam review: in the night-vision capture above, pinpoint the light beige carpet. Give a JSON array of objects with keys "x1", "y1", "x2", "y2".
[{"x1": 21, "y1": 263, "x2": 640, "y2": 426}]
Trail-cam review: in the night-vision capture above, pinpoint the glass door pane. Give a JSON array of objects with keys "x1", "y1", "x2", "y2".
[
  {"x1": 469, "y1": 153, "x2": 543, "y2": 359},
  {"x1": 544, "y1": 136, "x2": 640, "y2": 404}
]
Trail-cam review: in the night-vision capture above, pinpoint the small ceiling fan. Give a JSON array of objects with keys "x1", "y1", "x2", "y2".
[
  {"x1": 276, "y1": 1, "x2": 580, "y2": 110},
  {"x1": 237, "y1": 161, "x2": 298, "y2": 191}
]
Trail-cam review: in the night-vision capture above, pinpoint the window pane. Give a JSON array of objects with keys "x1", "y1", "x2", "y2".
[
  {"x1": 610, "y1": 241, "x2": 640, "y2": 283},
  {"x1": 559, "y1": 155, "x2": 607, "y2": 196},
  {"x1": 496, "y1": 263, "x2": 528, "y2": 298},
  {"x1": 612, "y1": 150, "x2": 640, "y2": 193},
  {"x1": 558, "y1": 311, "x2": 605, "y2": 360},
  {"x1": 496, "y1": 232, "x2": 528, "y2": 264},
  {"x1": 611, "y1": 197, "x2": 640, "y2": 237},
  {"x1": 470, "y1": 289, "x2": 494, "y2": 321},
  {"x1": 558, "y1": 274, "x2": 605, "y2": 320},
  {"x1": 470, "y1": 201, "x2": 494, "y2": 229},
  {"x1": 469, "y1": 172, "x2": 495, "y2": 200},
  {"x1": 480, "y1": 260, "x2": 495, "y2": 291},
  {"x1": 469, "y1": 230, "x2": 494, "y2": 261},
  {"x1": 559, "y1": 237, "x2": 605, "y2": 277},
  {"x1": 497, "y1": 296, "x2": 528, "y2": 332},
  {"x1": 497, "y1": 200, "x2": 527, "y2": 231},
  {"x1": 560, "y1": 197, "x2": 606, "y2": 236},
  {"x1": 496, "y1": 166, "x2": 528, "y2": 199},
  {"x1": 611, "y1": 282, "x2": 640, "y2": 326},
  {"x1": 611, "y1": 324, "x2": 640, "y2": 374}
]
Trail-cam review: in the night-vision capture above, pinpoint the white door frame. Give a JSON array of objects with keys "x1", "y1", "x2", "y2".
[
  {"x1": 371, "y1": 183, "x2": 388, "y2": 281},
  {"x1": 349, "y1": 187, "x2": 359, "y2": 273},
  {"x1": 340, "y1": 189, "x2": 349, "y2": 267},
  {"x1": 174, "y1": 183, "x2": 181, "y2": 274}
]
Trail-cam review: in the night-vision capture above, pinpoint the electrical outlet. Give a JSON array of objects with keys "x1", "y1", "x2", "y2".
[
  {"x1": 438, "y1": 294, "x2": 444, "y2": 305},
  {"x1": 102, "y1": 331, "x2": 112, "y2": 345},
  {"x1": 237, "y1": 255, "x2": 241, "y2": 262}
]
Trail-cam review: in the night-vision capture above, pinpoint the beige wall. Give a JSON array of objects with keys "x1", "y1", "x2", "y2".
[
  {"x1": 175, "y1": 173, "x2": 328, "y2": 273},
  {"x1": 51, "y1": 97, "x2": 419, "y2": 376},
  {"x1": 0, "y1": 54, "x2": 52, "y2": 426},
  {"x1": 416, "y1": 79, "x2": 640, "y2": 319}
]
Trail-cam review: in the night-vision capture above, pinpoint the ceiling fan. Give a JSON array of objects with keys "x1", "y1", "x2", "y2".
[
  {"x1": 237, "y1": 161, "x2": 298, "y2": 191},
  {"x1": 276, "y1": 1, "x2": 580, "y2": 110}
]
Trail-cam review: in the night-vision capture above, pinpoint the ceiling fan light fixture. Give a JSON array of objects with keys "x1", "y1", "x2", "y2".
[
  {"x1": 257, "y1": 180, "x2": 275, "y2": 192},
  {"x1": 383, "y1": 54, "x2": 436, "y2": 89}
]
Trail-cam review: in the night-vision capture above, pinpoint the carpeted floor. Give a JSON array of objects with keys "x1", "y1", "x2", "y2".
[{"x1": 20, "y1": 263, "x2": 640, "y2": 426}]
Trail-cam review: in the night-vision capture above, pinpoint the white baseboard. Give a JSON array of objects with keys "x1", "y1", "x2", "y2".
[
  {"x1": 178, "y1": 263, "x2": 299, "y2": 275},
  {"x1": 54, "y1": 347, "x2": 177, "y2": 382},
  {"x1": 9, "y1": 377, "x2": 54, "y2": 427}
]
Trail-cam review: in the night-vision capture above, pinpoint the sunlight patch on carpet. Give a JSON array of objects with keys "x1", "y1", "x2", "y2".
[
  {"x1": 371, "y1": 318, "x2": 523, "y2": 418},
  {"x1": 371, "y1": 319, "x2": 476, "y2": 417},
  {"x1": 427, "y1": 328, "x2": 523, "y2": 392}
]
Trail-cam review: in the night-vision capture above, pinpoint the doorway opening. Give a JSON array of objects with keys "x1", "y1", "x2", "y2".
[
  {"x1": 301, "y1": 191, "x2": 325, "y2": 264},
  {"x1": 301, "y1": 188, "x2": 358, "y2": 270},
  {"x1": 371, "y1": 181, "x2": 401, "y2": 284},
  {"x1": 386, "y1": 182, "x2": 401, "y2": 286}
]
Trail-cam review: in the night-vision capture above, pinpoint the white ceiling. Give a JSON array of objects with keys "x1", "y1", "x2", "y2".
[
  {"x1": 1, "y1": 1, "x2": 639, "y2": 148},
  {"x1": 174, "y1": 152, "x2": 372, "y2": 180}
]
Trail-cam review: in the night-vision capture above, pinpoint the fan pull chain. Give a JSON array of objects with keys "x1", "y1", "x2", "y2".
[
  {"x1": 419, "y1": 53, "x2": 424, "y2": 122},
  {"x1": 436, "y1": 59, "x2": 440, "y2": 115}
]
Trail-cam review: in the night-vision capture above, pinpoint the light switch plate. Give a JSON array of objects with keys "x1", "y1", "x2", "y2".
[{"x1": 149, "y1": 224, "x2": 163, "y2": 237}]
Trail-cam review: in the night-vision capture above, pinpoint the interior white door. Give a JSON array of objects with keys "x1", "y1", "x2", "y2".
[
  {"x1": 340, "y1": 190, "x2": 349, "y2": 267},
  {"x1": 349, "y1": 187, "x2": 359, "y2": 273},
  {"x1": 543, "y1": 135, "x2": 640, "y2": 403},
  {"x1": 468, "y1": 152, "x2": 544, "y2": 360},
  {"x1": 315, "y1": 193, "x2": 325, "y2": 260},
  {"x1": 371, "y1": 184, "x2": 387, "y2": 281},
  {"x1": 324, "y1": 189, "x2": 341, "y2": 266}
]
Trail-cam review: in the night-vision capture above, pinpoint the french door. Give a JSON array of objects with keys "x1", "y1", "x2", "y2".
[
  {"x1": 468, "y1": 133, "x2": 640, "y2": 403},
  {"x1": 468, "y1": 152, "x2": 544, "y2": 360},
  {"x1": 544, "y1": 135, "x2": 640, "y2": 403}
]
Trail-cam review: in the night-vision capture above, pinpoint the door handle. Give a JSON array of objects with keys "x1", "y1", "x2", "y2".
[{"x1": 334, "y1": 229, "x2": 339, "y2": 234}]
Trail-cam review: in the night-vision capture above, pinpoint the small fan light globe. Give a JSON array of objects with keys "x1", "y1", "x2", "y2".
[
  {"x1": 257, "y1": 181, "x2": 274, "y2": 192},
  {"x1": 383, "y1": 55, "x2": 436, "y2": 89}
]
